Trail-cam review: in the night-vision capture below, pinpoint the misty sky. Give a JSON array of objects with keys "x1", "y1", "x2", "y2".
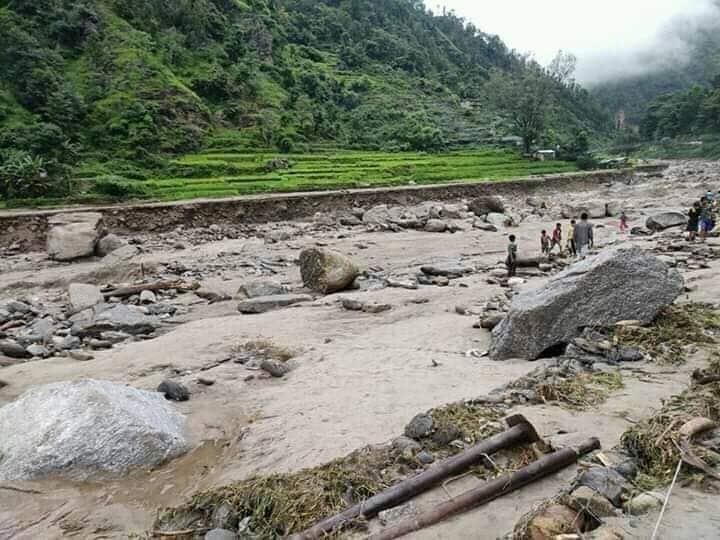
[{"x1": 436, "y1": 0, "x2": 716, "y2": 83}]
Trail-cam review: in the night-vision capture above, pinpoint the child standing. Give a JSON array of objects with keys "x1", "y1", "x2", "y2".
[
  {"x1": 619, "y1": 211, "x2": 629, "y2": 233},
  {"x1": 550, "y1": 223, "x2": 563, "y2": 254},
  {"x1": 506, "y1": 234, "x2": 518, "y2": 277},
  {"x1": 687, "y1": 202, "x2": 700, "y2": 241},
  {"x1": 540, "y1": 230, "x2": 550, "y2": 255}
]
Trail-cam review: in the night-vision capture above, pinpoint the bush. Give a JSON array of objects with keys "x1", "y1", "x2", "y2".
[
  {"x1": 91, "y1": 176, "x2": 147, "y2": 198},
  {"x1": 576, "y1": 153, "x2": 601, "y2": 171},
  {"x1": 0, "y1": 149, "x2": 73, "y2": 199}
]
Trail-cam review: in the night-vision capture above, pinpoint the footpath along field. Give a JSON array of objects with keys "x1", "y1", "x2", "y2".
[{"x1": 79, "y1": 148, "x2": 578, "y2": 202}]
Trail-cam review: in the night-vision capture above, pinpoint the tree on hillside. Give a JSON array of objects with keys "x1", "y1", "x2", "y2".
[
  {"x1": 487, "y1": 70, "x2": 551, "y2": 153},
  {"x1": 548, "y1": 50, "x2": 577, "y2": 85}
]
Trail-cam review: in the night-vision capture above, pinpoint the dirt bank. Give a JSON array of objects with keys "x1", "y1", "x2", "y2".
[{"x1": 0, "y1": 166, "x2": 665, "y2": 249}]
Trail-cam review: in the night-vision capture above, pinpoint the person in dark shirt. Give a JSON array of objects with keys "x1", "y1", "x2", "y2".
[
  {"x1": 687, "y1": 202, "x2": 700, "y2": 241},
  {"x1": 506, "y1": 234, "x2": 518, "y2": 277},
  {"x1": 573, "y1": 213, "x2": 594, "y2": 258}
]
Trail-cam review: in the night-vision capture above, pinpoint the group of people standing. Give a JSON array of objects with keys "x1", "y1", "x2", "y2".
[
  {"x1": 687, "y1": 191, "x2": 717, "y2": 242},
  {"x1": 507, "y1": 214, "x2": 594, "y2": 277}
]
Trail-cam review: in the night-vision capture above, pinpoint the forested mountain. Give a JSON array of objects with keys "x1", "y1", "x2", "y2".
[
  {"x1": 591, "y1": 1, "x2": 720, "y2": 131},
  {"x1": 0, "y1": 0, "x2": 611, "y2": 197}
]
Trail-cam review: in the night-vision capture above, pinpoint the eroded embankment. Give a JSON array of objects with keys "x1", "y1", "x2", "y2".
[{"x1": 0, "y1": 166, "x2": 665, "y2": 249}]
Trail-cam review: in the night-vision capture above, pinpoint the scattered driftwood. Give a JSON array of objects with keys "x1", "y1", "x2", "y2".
[
  {"x1": 288, "y1": 415, "x2": 540, "y2": 540},
  {"x1": 679, "y1": 417, "x2": 720, "y2": 481},
  {"x1": 369, "y1": 438, "x2": 601, "y2": 540},
  {"x1": 101, "y1": 280, "x2": 199, "y2": 299},
  {"x1": 691, "y1": 370, "x2": 720, "y2": 385}
]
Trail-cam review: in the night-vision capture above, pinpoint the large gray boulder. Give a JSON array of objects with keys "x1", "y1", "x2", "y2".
[
  {"x1": 561, "y1": 202, "x2": 607, "y2": 219},
  {"x1": 0, "y1": 380, "x2": 189, "y2": 481},
  {"x1": 490, "y1": 247, "x2": 684, "y2": 360},
  {"x1": 469, "y1": 196, "x2": 505, "y2": 216},
  {"x1": 46, "y1": 212, "x2": 103, "y2": 261},
  {"x1": 646, "y1": 211, "x2": 688, "y2": 231},
  {"x1": 299, "y1": 248, "x2": 360, "y2": 294}
]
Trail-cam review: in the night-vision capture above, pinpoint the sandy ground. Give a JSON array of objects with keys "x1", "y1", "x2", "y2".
[{"x1": 2, "y1": 161, "x2": 720, "y2": 539}]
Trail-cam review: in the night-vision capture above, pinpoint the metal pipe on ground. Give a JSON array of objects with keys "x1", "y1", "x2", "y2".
[
  {"x1": 368, "y1": 438, "x2": 601, "y2": 540},
  {"x1": 288, "y1": 415, "x2": 541, "y2": 540}
]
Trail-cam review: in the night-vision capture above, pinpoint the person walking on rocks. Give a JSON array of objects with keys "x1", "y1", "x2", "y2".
[
  {"x1": 687, "y1": 202, "x2": 700, "y2": 242},
  {"x1": 700, "y1": 197, "x2": 713, "y2": 242},
  {"x1": 550, "y1": 223, "x2": 563, "y2": 254},
  {"x1": 506, "y1": 235, "x2": 518, "y2": 277},
  {"x1": 540, "y1": 230, "x2": 550, "y2": 255},
  {"x1": 566, "y1": 220, "x2": 577, "y2": 257},
  {"x1": 574, "y1": 213, "x2": 594, "y2": 258},
  {"x1": 619, "y1": 210, "x2": 629, "y2": 234}
]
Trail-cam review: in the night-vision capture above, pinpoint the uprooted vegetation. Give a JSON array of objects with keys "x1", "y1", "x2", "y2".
[
  {"x1": 534, "y1": 373, "x2": 625, "y2": 411},
  {"x1": 613, "y1": 303, "x2": 720, "y2": 365},
  {"x1": 154, "y1": 401, "x2": 534, "y2": 538},
  {"x1": 622, "y1": 356, "x2": 720, "y2": 490},
  {"x1": 231, "y1": 339, "x2": 295, "y2": 363}
]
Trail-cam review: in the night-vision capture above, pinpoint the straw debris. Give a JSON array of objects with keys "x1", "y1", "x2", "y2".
[
  {"x1": 613, "y1": 303, "x2": 720, "y2": 364},
  {"x1": 535, "y1": 373, "x2": 624, "y2": 410}
]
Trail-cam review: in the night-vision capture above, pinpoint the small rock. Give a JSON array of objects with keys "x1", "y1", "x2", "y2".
[
  {"x1": 260, "y1": 360, "x2": 290, "y2": 378},
  {"x1": 88, "y1": 339, "x2": 113, "y2": 350},
  {"x1": 0, "y1": 341, "x2": 30, "y2": 359},
  {"x1": 392, "y1": 436, "x2": 422, "y2": 454},
  {"x1": 205, "y1": 529, "x2": 237, "y2": 540},
  {"x1": 404, "y1": 413, "x2": 434, "y2": 439},
  {"x1": 96, "y1": 234, "x2": 127, "y2": 257},
  {"x1": 525, "y1": 504, "x2": 585, "y2": 540},
  {"x1": 25, "y1": 344, "x2": 49, "y2": 358},
  {"x1": 68, "y1": 351, "x2": 94, "y2": 362},
  {"x1": 425, "y1": 219, "x2": 448, "y2": 233},
  {"x1": 585, "y1": 527, "x2": 625, "y2": 540},
  {"x1": 69, "y1": 283, "x2": 104, "y2": 311},
  {"x1": 416, "y1": 450, "x2": 435, "y2": 464},
  {"x1": 58, "y1": 335, "x2": 82, "y2": 350},
  {"x1": 432, "y1": 276, "x2": 450, "y2": 287},
  {"x1": 479, "y1": 314, "x2": 504, "y2": 330},
  {"x1": 140, "y1": 290, "x2": 157, "y2": 304},
  {"x1": 157, "y1": 380, "x2": 190, "y2": 402},
  {"x1": 237, "y1": 280, "x2": 288, "y2": 299},
  {"x1": 362, "y1": 303, "x2": 392, "y2": 314},
  {"x1": 237, "y1": 294, "x2": 312, "y2": 314},
  {"x1": 197, "y1": 377, "x2": 215, "y2": 386},
  {"x1": 577, "y1": 467, "x2": 629, "y2": 507},
  {"x1": 432, "y1": 424, "x2": 462, "y2": 446},
  {"x1": 566, "y1": 486, "x2": 616, "y2": 518},
  {"x1": 624, "y1": 492, "x2": 662, "y2": 515},
  {"x1": 341, "y1": 298, "x2": 364, "y2": 311}
]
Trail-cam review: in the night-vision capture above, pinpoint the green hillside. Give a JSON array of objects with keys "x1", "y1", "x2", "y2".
[{"x1": 0, "y1": 0, "x2": 610, "y2": 202}]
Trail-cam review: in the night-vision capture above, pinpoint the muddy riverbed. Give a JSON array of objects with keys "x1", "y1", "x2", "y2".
[{"x1": 2, "y1": 160, "x2": 720, "y2": 539}]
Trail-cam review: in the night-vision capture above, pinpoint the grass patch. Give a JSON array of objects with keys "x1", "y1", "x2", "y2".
[
  {"x1": 613, "y1": 303, "x2": 720, "y2": 365},
  {"x1": 232, "y1": 339, "x2": 294, "y2": 363},
  {"x1": 535, "y1": 372, "x2": 625, "y2": 411}
]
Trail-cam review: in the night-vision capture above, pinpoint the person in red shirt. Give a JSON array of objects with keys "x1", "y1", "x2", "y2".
[{"x1": 549, "y1": 223, "x2": 563, "y2": 254}]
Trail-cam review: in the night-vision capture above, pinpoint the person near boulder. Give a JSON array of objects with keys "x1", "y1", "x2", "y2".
[
  {"x1": 506, "y1": 235, "x2": 518, "y2": 277},
  {"x1": 687, "y1": 202, "x2": 700, "y2": 241},
  {"x1": 700, "y1": 197, "x2": 714, "y2": 242},
  {"x1": 566, "y1": 220, "x2": 577, "y2": 257},
  {"x1": 540, "y1": 230, "x2": 550, "y2": 255},
  {"x1": 550, "y1": 223, "x2": 563, "y2": 254},
  {"x1": 619, "y1": 211, "x2": 629, "y2": 234},
  {"x1": 574, "y1": 213, "x2": 594, "y2": 258}
]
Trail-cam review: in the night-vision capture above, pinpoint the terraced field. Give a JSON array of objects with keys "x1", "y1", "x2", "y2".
[{"x1": 132, "y1": 149, "x2": 578, "y2": 201}]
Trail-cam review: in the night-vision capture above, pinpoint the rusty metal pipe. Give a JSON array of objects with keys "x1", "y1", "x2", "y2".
[
  {"x1": 369, "y1": 438, "x2": 601, "y2": 540},
  {"x1": 288, "y1": 415, "x2": 540, "y2": 540}
]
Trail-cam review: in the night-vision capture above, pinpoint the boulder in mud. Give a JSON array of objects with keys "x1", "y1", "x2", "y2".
[
  {"x1": 238, "y1": 280, "x2": 288, "y2": 299},
  {"x1": 469, "y1": 196, "x2": 505, "y2": 216},
  {"x1": 96, "y1": 233, "x2": 127, "y2": 257},
  {"x1": 485, "y1": 212, "x2": 512, "y2": 228},
  {"x1": 524, "y1": 504, "x2": 585, "y2": 540},
  {"x1": 0, "y1": 379, "x2": 189, "y2": 481},
  {"x1": 237, "y1": 294, "x2": 312, "y2": 314},
  {"x1": 299, "y1": 248, "x2": 359, "y2": 294},
  {"x1": 424, "y1": 219, "x2": 448, "y2": 233},
  {"x1": 46, "y1": 212, "x2": 103, "y2": 261},
  {"x1": 490, "y1": 247, "x2": 684, "y2": 360},
  {"x1": 646, "y1": 211, "x2": 688, "y2": 231}
]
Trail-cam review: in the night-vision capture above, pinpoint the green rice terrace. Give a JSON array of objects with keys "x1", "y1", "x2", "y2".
[{"x1": 46, "y1": 148, "x2": 577, "y2": 207}]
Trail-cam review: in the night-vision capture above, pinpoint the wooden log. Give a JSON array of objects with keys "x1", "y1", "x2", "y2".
[
  {"x1": 101, "y1": 280, "x2": 199, "y2": 299},
  {"x1": 369, "y1": 438, "x2": 601, "y2": 540},
  {"x1": 288, "y1": 415, "x2": 540, "y2": 540}
]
